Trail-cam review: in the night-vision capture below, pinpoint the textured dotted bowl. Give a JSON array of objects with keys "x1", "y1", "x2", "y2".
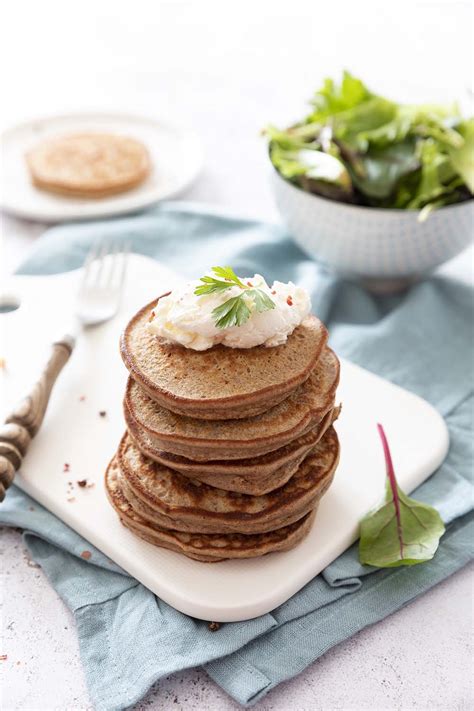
[{"x1": 271, "y1": 168, "x2": 473, "y2": 290}]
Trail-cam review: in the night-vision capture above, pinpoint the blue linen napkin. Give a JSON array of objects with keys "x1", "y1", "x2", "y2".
[{"x1": 2, "y1": 203, "x2": 473, "y2": 710}]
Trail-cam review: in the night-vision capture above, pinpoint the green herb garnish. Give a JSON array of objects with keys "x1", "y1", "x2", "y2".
[
  {"x1": 194, "y1": 266, "x2": 275, "y2": 329},
  {"x1": 359, "y1": 424, "x2": 445, "y2": 568}
]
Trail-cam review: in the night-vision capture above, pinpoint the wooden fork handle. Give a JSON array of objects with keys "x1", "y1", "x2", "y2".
[{"x1": 0, "y1": 335, "x2": 75, "y2": 502}]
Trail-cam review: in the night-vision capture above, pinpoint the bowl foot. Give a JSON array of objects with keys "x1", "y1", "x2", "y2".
[{"x1": 357, "y1": 275, "x2": 420, "y2": 294}]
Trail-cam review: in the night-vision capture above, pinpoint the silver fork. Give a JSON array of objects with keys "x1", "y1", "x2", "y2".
[
  {"x1": 0, "y1": 240, "x2": 129, "y2": 501},
  {"x1": 76, "y1": 240, "x2": 129, "y2": 327}
]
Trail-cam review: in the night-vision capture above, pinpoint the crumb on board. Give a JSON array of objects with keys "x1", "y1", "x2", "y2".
[
  {"x1": 208, "y1": 621, "x2": 221, "y2": 632},
  {"x1": 0, "y1": 358, "x2": 6, "y2": 370},
  {"x1": 77, "y1": 479, "x2": 87, "y2": 488},
  {"x1": 63, "y1": 463, "x2": 70, "y2": 473},
  {"x1": 0, "y1": 654, "x2": 7, "y2": 661},
  {"x1": 99, "y1": 410, "x2": 107, "y2": 418},
  {"x1": 67, "y1": 497, "x2": 76, "y2": 503},
  {"x1": 79, "y1": 395, "x2": 86, "y2": 401},
  {"x1": 80, "y1": 550, "x2": 92, "y2": 560}
]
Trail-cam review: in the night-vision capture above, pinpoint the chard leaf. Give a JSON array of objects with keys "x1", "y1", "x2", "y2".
[
  {"x1": 448, "y1": 119, "x2": 474, "y2": 192},
  {"x1": 359, "y1": 424, "x2": 445, "y2": 568}
]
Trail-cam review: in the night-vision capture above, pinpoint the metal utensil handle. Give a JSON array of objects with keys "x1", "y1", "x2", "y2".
[{"x1": 0, "y1": 335, "x2": 75, "y2": 502}]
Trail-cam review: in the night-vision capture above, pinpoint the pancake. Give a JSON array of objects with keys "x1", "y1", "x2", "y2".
[
  {"x1": 129, "y1": 405, "x2": 341, "y2": 495},
  {"x1": 124, "y1": 346, "x2": 340, "y2": 460},
  {"x1": 120, "y1": 296, "x2": 328, "y2": 420},
  {"x1": 116, "y1": 427, "x2": 339, "y2": 534},
  {"x1": 26, "y1": 132, "x2": 150, "y2": 198},
  {"x1": 105, "y1": 455, "x2": 318, "y2": 562}
]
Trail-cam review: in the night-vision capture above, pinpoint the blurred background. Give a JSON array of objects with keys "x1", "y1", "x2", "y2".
[{"x1": 1, "y1": 0, "x2": 472, "y2": 275}]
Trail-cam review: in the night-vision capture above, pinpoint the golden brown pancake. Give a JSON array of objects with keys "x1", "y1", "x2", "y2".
[
  {"x1": 120, "y1": 296, "x2": 328, "y2": 420},
  {"x1": 128, "y1": 405, "x2": 341, "y2": 495},
  {"x1": 116, "y1": 427, "x2": 339, "y2": 534},
  {"x1": 124, "y1": 346, "x2": 340, "y2": 460},
  {"x1": 26, "y1": 132, "x2": 150, "y2": 198},
  {"x1": 105, "y1": 455, "x2": 318, "y2": 562}
]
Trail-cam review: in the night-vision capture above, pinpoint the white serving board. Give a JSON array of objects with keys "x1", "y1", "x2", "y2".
[
  {"x1": 0, "y1": 255, "x2": 449, "y2": 621},
  {"x1": 0, "y1": 113, "x2": 203, "y2": 222}
]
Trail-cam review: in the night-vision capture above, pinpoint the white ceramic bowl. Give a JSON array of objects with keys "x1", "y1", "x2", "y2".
[{"x1": 270, "y1": 168, "x2": 473, "y2": 289}]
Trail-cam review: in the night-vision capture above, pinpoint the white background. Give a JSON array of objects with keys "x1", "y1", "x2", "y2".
[{"x1": 1, "y1": 1, "x2": 473, "y2": 709}]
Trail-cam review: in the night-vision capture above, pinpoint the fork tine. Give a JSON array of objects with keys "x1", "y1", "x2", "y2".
[
  {"x1": 116, "y1": 241, "x2": 130, "y2": 293},
  {"x1": 93, "y1": 240, "x2": 110, "y2": 285},
  {"x1": 108, "y1": 240, "x2": 129, "y2": 289},
  {"x1": 79, "y1": 242, "x2": 101, "y2": 291},
  {"x1": 105, "y1": 240, "x2": 119, "y2": 287}
]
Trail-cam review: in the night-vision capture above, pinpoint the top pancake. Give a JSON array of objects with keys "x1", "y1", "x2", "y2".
[{"x1": 120, "y1": 296, "x2": 328, "y2": 420}]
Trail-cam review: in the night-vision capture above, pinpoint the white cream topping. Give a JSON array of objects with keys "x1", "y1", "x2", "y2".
[{"x1": 147, "y1": 274, "x2": 311, "y2": 351}]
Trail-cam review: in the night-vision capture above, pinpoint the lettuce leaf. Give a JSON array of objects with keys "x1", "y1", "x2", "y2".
[{"x1": 448, "y1": 119, "x2": 474, "y2": 192}]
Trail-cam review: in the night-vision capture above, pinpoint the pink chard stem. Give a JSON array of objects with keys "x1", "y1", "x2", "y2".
[{"x1": 377, "y1": 423, "x2": 404, "y2": 560}]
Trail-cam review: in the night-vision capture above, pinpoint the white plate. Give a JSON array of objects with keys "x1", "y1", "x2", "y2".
[
  {"x1": 1, "y1": 255, "x2": 449, "y2": 621},
  {"x1": 0, "y1": 113, "x2": 203, "y2": 222}
]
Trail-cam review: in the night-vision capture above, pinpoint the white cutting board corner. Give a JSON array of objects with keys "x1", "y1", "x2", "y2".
[{"x1": 1, "y1": 255, "x2": 449, "y2": 621}]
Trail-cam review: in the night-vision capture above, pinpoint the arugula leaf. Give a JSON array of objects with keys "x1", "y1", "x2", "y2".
[
  {"x1": 359, "y1": 424, "x2": 445, "y2": 568},
  {"x1": 194, "y1": 267, "x2": 276, "y2": 329}
]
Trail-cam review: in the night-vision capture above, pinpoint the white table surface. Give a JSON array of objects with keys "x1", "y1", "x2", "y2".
[{"x1": 1, "y1": 1, "x2": 473, "y2": 709}]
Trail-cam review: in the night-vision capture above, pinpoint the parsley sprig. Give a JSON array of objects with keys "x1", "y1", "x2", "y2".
[{"x1": 194, "y1": 266, "x2": 275, "y2": 329}]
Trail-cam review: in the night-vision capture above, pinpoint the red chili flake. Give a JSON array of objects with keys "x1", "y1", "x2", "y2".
[
  {"x1": 286, "y1": 296, "x2": 293, "y2": 306},
  {"x1": 0, "y1": 655, "x2": 7, "y2": 661},
  {"x1": 63, "y1": 463, "x2": 70, "y2": 473},
  {"x1": 99, "y1": 410, "x2": 107, "y2": 418},
  {"x1": 208, "y1": 621, "x2": 221, "y2": 631},
  {"x1": 80, "y1": 550, "x2": 92, "y2": 560},
  {"x1": 79, "y1": 395, "x2": 86, "y2": 402},
  {"x1": 77, "y1": 479, "x2": 87, "y2": 488},
  {"x1": 271, "y1": 290, "x2": 276, "y2": 295}
]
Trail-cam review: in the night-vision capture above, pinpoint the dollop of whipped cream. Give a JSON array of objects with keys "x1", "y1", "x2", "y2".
[{"x1": 147, "y1": 274, "x2": 311, "y2": 351}]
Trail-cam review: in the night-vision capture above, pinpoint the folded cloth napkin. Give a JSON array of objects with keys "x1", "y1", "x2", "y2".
[{"x1": 2, "y1": 204, "x2": 473, "y2": 711}]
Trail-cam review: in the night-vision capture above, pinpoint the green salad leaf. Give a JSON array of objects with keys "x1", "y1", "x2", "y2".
[
  {"x1": 265, "y1": 71, "x2": 473, "y2": 213},
  {"x1": 449, "y1": 119, "x2": 474, "y2": 192},
  {"x1": 359, "y1": 424, "x2": 445, "y2": 568},
  {"x1": 350, "y1": 139, "x2": 419, "y2": 200}
]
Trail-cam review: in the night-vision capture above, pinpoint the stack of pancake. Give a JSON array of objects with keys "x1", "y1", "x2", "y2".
[{"x1": 105, "y1": 297, "x2": 341, "y2": 562}]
